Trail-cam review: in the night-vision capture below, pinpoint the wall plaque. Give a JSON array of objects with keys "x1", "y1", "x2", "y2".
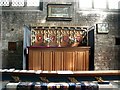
[
  {"x1": 96, "y1": 23, "x2": 109, "y2": 34},
  {"x1": 46, "y1": 4, "x2": 72, "y2": 21}
]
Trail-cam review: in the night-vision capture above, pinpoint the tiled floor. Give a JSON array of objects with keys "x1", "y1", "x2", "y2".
[
  {"x1": 111, "y1": 81, "x2": 120, "y2": 89},
  {"x1": 0, "y1": 81, "x2": 120, "y2": 90}
]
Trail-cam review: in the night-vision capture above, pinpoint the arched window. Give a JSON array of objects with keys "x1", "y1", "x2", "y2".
[
  {"x1": 27, "y1": 0, "x2": 40, "y2": 6},
  {"x1": 79, "y1": 0, "x2": 92, "y2": 9},
  {"x1": 0, "y1": 0, "x2": 40, "y2": 7},
  {"x1": 12, "y1": 0, "x2": 24, "y2": 6},
  {"x1": 108, "y1": 0, "x2": 120, "y2": 9},
  {"x1": 94, "y1": 0, "x2": 107, "y2": 9},
  {"x1": 0, "y1": 0, "x2": 9, "y2": 6}
]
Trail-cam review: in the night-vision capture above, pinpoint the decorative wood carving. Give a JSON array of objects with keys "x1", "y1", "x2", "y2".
[{"x1": 31, "y1": 26, "x2": 88, "y2": 47}]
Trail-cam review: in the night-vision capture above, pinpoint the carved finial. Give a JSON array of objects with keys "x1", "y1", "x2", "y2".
[
  {"x1": 68, "y1": 77, "x2": 79, "y2": 83},
  {"x1": 12, "y1": 76, "x2": 20, "y2": 82},
  {"x1": 39, "y1": 77, "x2": 49, "y2": 83},
  {"x1": 95, "y1": 77, "x2": 104, "y2": 82}
]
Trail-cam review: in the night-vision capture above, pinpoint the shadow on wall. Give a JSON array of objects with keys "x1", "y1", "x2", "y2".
[{"x1": 2, "y1": 41, "x2": 23, "y2": 69}]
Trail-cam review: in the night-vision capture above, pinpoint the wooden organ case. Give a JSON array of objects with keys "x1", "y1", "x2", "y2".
[{"x1": 28, "y1": 26, "x2": 90, "y2": 71}]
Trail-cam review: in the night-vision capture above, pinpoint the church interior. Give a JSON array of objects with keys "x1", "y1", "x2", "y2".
[{"x1": 0, "y1": 0, "x2": 120, "y2": 89}]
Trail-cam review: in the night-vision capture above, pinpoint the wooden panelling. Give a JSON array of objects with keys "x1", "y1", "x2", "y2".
[
  {"x1": 54, "y1": 51, "x2": 63, "y2": 70},
  {"x1": 28, "y1": 47, "x2": 90, "y2": 71},
  {"x1": 43, "y1": 51, "x2": 53, "y2": 71}
]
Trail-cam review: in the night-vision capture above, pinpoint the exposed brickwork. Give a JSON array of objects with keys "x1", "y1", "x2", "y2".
[{"x1": 1, "y1": 3, "x2": 120, "y2": 70}]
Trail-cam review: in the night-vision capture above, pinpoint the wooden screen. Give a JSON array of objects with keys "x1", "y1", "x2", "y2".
[{"x1": 28, "y1": 47, "x2": 90, "y2": 71}]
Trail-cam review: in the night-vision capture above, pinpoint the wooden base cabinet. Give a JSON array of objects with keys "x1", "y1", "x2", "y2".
[{"x1": 28, "y1": 47, "x2": 90, "y2": 71}]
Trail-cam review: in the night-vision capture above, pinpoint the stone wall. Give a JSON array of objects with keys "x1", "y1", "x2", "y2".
[
  {"x1": 1, "y1": 2, "x2": 120, "y2": 70},
  {"x1": 0, "y1": 7, "x2": 2, "y2": 69}
]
